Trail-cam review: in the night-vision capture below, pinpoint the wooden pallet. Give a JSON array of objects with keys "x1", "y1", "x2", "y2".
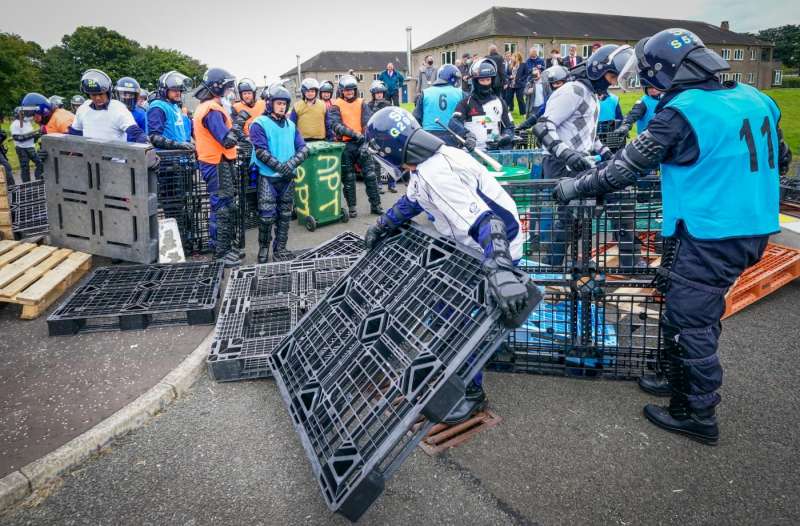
[
  {"x1": 413, "y1": 410, "x2": 503, "y2": 456},
  {"x1": 723, "y1": 243, "x2": 800, "y2": 319},
  {"x1": 0, "y1": 240, "x2": 92, "y2": 319},
  {"x1": 0, "y1": 168, "x2": 12, "y2": 240}
]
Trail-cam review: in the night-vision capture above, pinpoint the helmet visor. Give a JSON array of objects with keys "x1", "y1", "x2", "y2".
[
  {"x1": 617, "y1": 51, "x2": 640, "y2": 92},
  {"x1": 367, "y1": 140, "x2": 404, "y2": 181}
]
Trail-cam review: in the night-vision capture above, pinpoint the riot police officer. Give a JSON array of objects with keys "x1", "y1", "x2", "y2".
[
  {"x1": 192, "y1": 68, "x2": 241, "y2": 267},
  {"x1": 614, "y1": 86, "x2": 664, "y2": 138},
  {"x1": 289, "y1": 78, "x2": 329, "y2": 141},
  {"x1": 553, "y1": 29, "x2": 792, "y2": 445},
  {"x1": 69, "y1": 69, "x2": 148, "y2": 143},
  {"x1": 232, "y1": 78, "x2": 266, "y2": 138},
  {"x1": 450, "y1": 59, "x2": 514, "y2": 151},
  {"x1": 327, "y1": 74, "x2": 383, "y2": 217},
  {"x1": 115, "y1": 76, "x2": 148, "y2": 132},
  {"x1": 412, "y1": 64, "x2": 466, "y2": 147},
  {"x1": 147, "y1": 70, "x2": 194, "y2": 150}
]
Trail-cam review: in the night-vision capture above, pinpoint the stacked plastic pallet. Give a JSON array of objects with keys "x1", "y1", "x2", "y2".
[
  {"x1": 206, "y1": 232, "x2": 366, "y2": 381},
  {"x1": 490, "y1": 177, "x2": 664, "y2": 379},
  {"x1": 9, "y1": 180, "x2": 48, "y2": 239}
]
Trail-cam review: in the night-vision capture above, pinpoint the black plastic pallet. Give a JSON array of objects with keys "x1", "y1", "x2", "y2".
[
  {"x1": 10, "y1": 180, "x2": 49, "y2": 238},
  {"x1": 296, "y1": 231, "x2": 365, "y2": 261},
  {"x1": 47, "y1": 261, "x2": 224, "y2": 335},
  {"x1": 488, "y1": 279, "x2": 662, "y2": 379},
  {"x1": 207, "y1": 255, "x2": 360, "y2": 382},
  {"x1": 268, "y1": 224, "x2": 541, "y2": 521}
]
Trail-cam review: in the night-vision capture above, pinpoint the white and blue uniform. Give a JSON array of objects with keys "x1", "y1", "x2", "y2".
[
  {"x1": 385, "y1": 146, "x2": 524, "y2": 260},
  {"x1": 71, "y1": 99, "x2": 138, "y2": 142}
]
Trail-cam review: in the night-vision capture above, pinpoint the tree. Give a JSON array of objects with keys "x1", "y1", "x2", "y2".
[
  {"x1": 0, "y1": 33, "x2": 44, "y2": 116},
  {"x1": 754, "y1": 25, "x2": 800, "y2": 74},
  {"x1": 128, "y1": 46, "x2": 206, "y2": 92}
]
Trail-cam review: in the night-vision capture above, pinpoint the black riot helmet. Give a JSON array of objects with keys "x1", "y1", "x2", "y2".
[
  {"x1": 80, "y1": 69, "x2": 113, "y2": 97},
  {"x1": 469, "y1": 59, "x2": 497, "y2": 95},
  {"x1": 584, "y1": 44, "x2": 634, "y2": 93},
  {"x1": 618, "y1": 29, "x2": 730, "y2": 92},
  {"x1": 195, "y1": 67, "x2": 235, "y2": 101}
]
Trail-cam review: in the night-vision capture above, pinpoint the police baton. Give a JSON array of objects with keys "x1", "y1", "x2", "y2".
[{"x1": 434, "y1": 117, "x2": 503, "y2": 172}]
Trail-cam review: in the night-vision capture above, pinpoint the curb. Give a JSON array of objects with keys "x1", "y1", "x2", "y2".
[{"x1": 0, "y1": 329, "x2": 215, "y2": 514}]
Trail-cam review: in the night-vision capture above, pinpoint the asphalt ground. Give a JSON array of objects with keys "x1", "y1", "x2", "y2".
[
  {"x1": 1, "y1": 210, "x2": 799, "y2": 524},
  {"x1": 0, "y1": 182, "x2": 393, "y2": 480}
]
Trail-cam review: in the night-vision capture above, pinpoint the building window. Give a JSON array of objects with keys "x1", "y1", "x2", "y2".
[
  {"x1": 733, "y1": 72, "x2": 742, "y2": 82},
  {"x1": 373, "y1": 73, "x2": 379, "y2": 81},
  {"x1": 761, "y1": 48, "x2": 771, "y2": 62},
  {"x1": 441, "y1": 50, "x2": 456, "y2": 65},
  {"x1": 719, "y1": 73, "x2": 730, "y2": 82},
  {"x1": 559, "y1": 44, "x2": 574, "y2": 57},
  {"x1": 751, "y1": 48, "x2": 758, "y2": 61},
  {"x1": 747, "y1": 72, "x2": 755, "y2": 84},
  {"x1": 733, "y1": 49, "x2": 744, "y2": 61},
  {"x1": 334, "y1": 73, "x2": 343, "y2": 81},
  {"x1": 582, "y1": 44, "x2": 591, "y2": 58},
  {"x1": 774, "y1": 69, "x2": 783, "y2": 85},
  {"x1": 504, "y1": 42, "x2": 517, "y2": 54},
  {"x1": 720, "y1": 49, "x2": 731, "y2": 60}
]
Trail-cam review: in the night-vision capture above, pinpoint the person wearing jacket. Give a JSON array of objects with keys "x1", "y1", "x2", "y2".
[{"x1": 377, "y1": 63, "x2": 406, "y2": 106}]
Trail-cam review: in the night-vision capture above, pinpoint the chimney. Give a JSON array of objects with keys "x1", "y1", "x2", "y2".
[{"x1": 721, "y1": 21, "x2": 730, "y2": 31}]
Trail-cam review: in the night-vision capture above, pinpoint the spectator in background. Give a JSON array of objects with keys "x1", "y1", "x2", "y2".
[
  {"x1": 419, "y1": 55, "x2": 436, "y2": 92},
  {"x1": 485, "y1": 44, "x2": 506, "y2": 96},
  {"x1": 10, "y1": 108, "x2": 43, "y2": 183},
  {"x1": 525, "y1": 47, "x2": 545, "y2": 111},
  {"x1": 459, "y1": 53, "x2": 473, "y2": 91},
  {"x1": 378, "y1": 62, "x2": 406, "y2": 106},
  {"x1": 509, "y1": 51, "x2": 528, "y2": 114},
  {"x1": 564, "y1": 45, "x2": 583, "y2": 69},
  {"x1": 525, "y1": 68, "x2": 545, "y2": 118},
  {"x1": 502, "y1": 51, "x2": 514, "y2": 109},
  {"x1": 548, "y1": 49, "x2": 562, "y2": 67}
]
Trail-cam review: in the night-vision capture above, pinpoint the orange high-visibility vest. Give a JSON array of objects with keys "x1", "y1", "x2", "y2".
[
  {"x1": 48, "y1": 108, "x2": 75, "y2": 134},
  {"x1": 193, "y1": 100, "x2": 237, "y2": 164},
  {"x1": 333, "y1": 98, "x2": 364, "y2": 142},
  {"x1": 233, "y1": 99, "x2": 266, "y2": 136}
]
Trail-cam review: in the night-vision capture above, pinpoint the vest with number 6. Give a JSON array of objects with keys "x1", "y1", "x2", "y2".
[
  {"x1": 333, "y1": 98, "x2": 363, "y2": 141},
  {"x1": 636, "y1": 95, "x2": 659, "y2": 134},
  {"x1": 422, "y1": 85, "x2": 463, "y2": 132},
  {"x1": 149, "y1": 99, "x2": 189, "y2": 143},
  {"x1": 661, "y1": 84, "x2": 780, "y2": 239},
  {"x1": 249, "y1": 116, "x2": 297, "y2": 178}
]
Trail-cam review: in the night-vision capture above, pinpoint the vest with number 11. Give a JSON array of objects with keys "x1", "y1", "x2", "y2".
[{"x1": 661, "y1": 83, "x2": 780, "y2": 239}]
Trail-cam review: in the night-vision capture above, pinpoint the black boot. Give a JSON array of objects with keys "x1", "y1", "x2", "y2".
[
  {"x1": 641, "y1": 319, "x2": 676, "y2": 397},
  {"x1": 214, "y1": 208, "x2": 240, "y2": 269},
  {"x1": 257, "y1": 218, "x2": 273, "y2": 264},
  {"x1": 271, "y1": 212, "x2": 293, "y2": 261},
  {"x1": 643, "y1": 403, "x2": 719, "y2": 445},
  {"x1": 643, "y1": 342, "x2": 719, "y2": 445},
  {"x1": 443, "y1": 383, "x2": 487, "y2": 425}
]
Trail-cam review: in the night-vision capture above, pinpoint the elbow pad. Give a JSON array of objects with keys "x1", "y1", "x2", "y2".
[
  {"x1": 532, "y1": 118, "x2": 564, "y2": 156},
  {"x1": 575, "y1": 130, "x2": 665, "y2": 195},
  {"x1": 149, "y1": 134, "x2": 186, "y2": 150}
]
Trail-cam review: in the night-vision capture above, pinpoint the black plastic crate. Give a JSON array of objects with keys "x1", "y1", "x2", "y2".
[
  {"x1": 296, "y1": 231, "x2": 365, "y2": 261},
  {"x1": 207, "y1": 256, "x2": 360, "y2": 382},
  {"x1": 489, "y1": 279, "x2": 661, "y2": 379},
  {"x1": 47, "y1": 261, "x2": 224, "y2": 335},
  {"x1": 503, "y1": 180, "x2": 589, "y2": 277},
  {"x1": 268, "y1": 224, "x2": 540, "y2": 521},
  {"x1": 591, "y1": 177, "x2": 663, "y2": 276},
  {"x1": 780, "y1": 175, "x2": 800, "y2": 208},
  {"x1": 597, "y1": 120, "x2": 626, "y2": 152},
  {"x1": 9, "y1": 179, "x2": 46, "y2": 206}
]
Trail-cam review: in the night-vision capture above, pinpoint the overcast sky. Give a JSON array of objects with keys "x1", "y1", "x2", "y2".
[{"x1": 2, "y1": 0, "x2": 795, "y2": 83}]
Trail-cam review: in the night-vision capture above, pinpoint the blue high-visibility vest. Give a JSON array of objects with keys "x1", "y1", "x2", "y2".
[
  {"x1": 148, "y1": 99, "x2": 189, "y2": 142},
  {"x1": 421, "y1": 85, "x2": 463, "y2": 132},
  {"x1": 598, "y1": 93, "x2": 619, "y2": 122},
  {"x1": 250, "y1": 116, "x2": 296, "y2": 178},
  {"x1": 636, "y1": 95, "x2": 659, "y2": 134},
  {"x1": 661, "y1": 83, "x2": 780, "y2": 239}
]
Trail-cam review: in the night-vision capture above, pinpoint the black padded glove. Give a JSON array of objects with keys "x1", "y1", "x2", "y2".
[
  {"x1": 365, "y1": 220, "x2": 393, "y2": 251},
  {"x1": 497, "y1": 133, "x2": 513, "y2": 148},
  {"x1": 464, "y1": 134, "x2": 477, "y2": 152},
  {"x1": 613, "y1": 122, "x2": 631, "y2": 138},
  {"x1": 552, "y1": 177, "x2": 580, "y2": 204},
  {"x1": 485, "y1": 267, "x2": 531, "y2": 324},
  {"x1": 562, "y1": 149, "x2": 593, "y2": 172}
]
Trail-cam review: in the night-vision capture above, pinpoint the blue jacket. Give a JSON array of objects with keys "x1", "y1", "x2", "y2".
[{"x1": 377, "y1": 70, "x2": 405, "y2": 96}]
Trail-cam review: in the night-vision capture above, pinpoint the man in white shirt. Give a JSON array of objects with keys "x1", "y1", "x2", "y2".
[
  {"x1": 69, "y1": 69, "x2": 148, "y2": 143},
  {"x1": 10, "y1": 108, "x2": 43, "y2": 182}
]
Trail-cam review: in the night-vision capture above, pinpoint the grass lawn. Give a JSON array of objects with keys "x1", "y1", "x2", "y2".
[{"x1": 404, "y1": 87, "x2": 800, "y2": 154}]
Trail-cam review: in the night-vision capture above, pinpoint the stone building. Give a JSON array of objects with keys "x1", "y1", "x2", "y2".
[
  {"x1": 281, "y1": 51, "x2": 410, "y2": 101},
  {"x1": 412, "y1": 7, "x2": 782, "y2": 93}
]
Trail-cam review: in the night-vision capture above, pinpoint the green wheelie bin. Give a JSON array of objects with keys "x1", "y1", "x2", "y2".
[{"x1": 293, "y1": 141, "x2": 348, "y2": 231}]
